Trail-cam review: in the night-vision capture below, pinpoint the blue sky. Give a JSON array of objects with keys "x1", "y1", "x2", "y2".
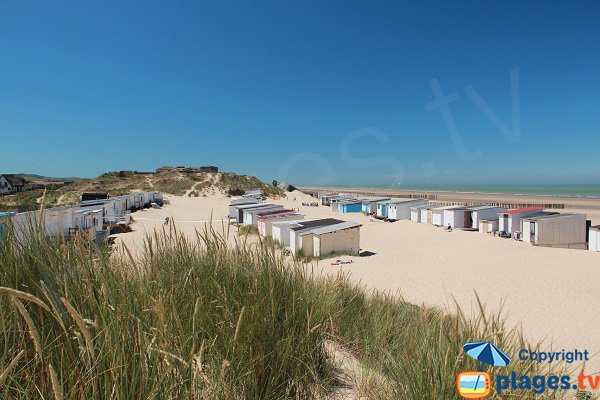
[{"x1": 1, "y1": 1, "x2": 599, "y2": 185}]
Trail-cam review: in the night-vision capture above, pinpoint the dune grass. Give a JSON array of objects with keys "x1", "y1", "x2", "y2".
[{"x1": 0, "y1": 224, "x2": 577, "y2": 399}]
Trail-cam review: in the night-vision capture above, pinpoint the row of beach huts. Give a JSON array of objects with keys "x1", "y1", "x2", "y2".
[
  {"x1": 229, "y1": 197, "x2": 361, "y2": 258},
  {"x1": 0, "y1": 191, "x2": 163, "y2": 244},
  {"x1": 319, "y1": 193, "x2": 598, "y2": 251}
]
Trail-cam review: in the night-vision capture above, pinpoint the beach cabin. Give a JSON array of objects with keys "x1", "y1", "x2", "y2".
[
  {"x1": 387, "y1": 199, "x2": 428, "y2": 221},
  {"x1": 289, "y1": 219, "x2": 344, "y2": 254},
  {"x1": 361, "y1": 198, "x2": 390, "y2": 215},
  {"x1": 431, "y1": 206, "x2": 452, "y2": 226},
  {"x1": 411, "y1": 204, "x2": 432, "y2": 223},
  {"x1": 466, "y1": 205, "x2": 507, "y2": 229},
  {"x1": 338, "y1": 199, "x2": 363, "y2": 213},
  {"x1": 330, "y1": 196, "x2": 355, "y2": 212},
  {"x1": 233, "y1": 203, "x2": 274, "y2": 224},
  {"x1": 375, "y1": 200, "x2": 392, "y2": 219},
  {"x1": 479, "y1": 218, "x2": 499, "y2": 233},
  {"x1": 522, "y1": 213, "x2": 587, "y2": 249},
  {"x1": 10, "y1": 206, "x2": 80, "y2": 242},
  {"x1": 249, "y1": 208, "x2": 291, "y2": 227},
  {"x1": 298, "y1": 221, "x2": 362, "y2": 258},
  {"x1": 229, "y1": 198, "x2": 260, "y2": 219},
  {"x1": 242, "y1": 205, "x2": 284, "y2": 226},
  {"x1": 243, "y1": 188, "x2": 263, "y2": 200},
  {"x1": 442, "y1": 206, "x2": 469, "y2": 229},
  {"x1": 418, "y1": 205, "x2": 437, "y2": 224},
  {"x1": 272, "y1": 219, "x2": 315, "y2": 247},
  {"x1": 498, "y1": 207, "x2": 545, "y2": 236},
  {"x1": 589, "y1": 226, "x2": 600, "y2": 252},
  {"x1": 257, "y1": 212, "x2": 303, "y2": 236},
  {"x1": 321, "y1": 194, "x2": 342, "y2": 206}
]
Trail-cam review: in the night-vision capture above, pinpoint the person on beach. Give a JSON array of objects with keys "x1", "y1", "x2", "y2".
[{"x1": 164, "y1": 217, "x2": 170, "y2": 226}]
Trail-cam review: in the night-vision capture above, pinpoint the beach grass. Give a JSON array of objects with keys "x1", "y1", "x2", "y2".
[{"x1": 0, "y1": 224, "x2": 576, "y2": 399}]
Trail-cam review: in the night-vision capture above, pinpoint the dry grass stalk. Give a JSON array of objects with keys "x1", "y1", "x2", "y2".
[
  {"x1": 12, "y1": 298, "x2": 43, "y2": 359},
  {"x1": 0, "y1": 350, "x2": 25, "y2": 386}
]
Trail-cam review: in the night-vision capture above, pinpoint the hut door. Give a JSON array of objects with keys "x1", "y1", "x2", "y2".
[{"x1": 464, "y1": 211, "x2": 472, "y2": 228}]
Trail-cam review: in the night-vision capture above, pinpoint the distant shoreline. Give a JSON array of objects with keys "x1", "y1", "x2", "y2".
[
  {"x1": 297, "y1": 185, "x2": 600, "y2": 210},
  {"x1": 296, "y1": 184, "x2": 600, "y2": 200}
]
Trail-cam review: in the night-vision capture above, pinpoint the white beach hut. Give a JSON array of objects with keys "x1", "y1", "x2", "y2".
[
  {"x1": 442, "y1": 205, "x2": 469, "y2": 229},
  {"x1": 271, "y1": 219, "x2": 313, "y2": 247},
  {"x1": 387, "y1": 199, "x2": 428, "y2": 221},
  {"x1": 431, "y1": 205, "x2": 456, "y2": 227},
  {"x1": 242, "y1": 205, "x2": 285, "y2": 226},
  {"x1": 411, "y1": 204, "x2": 433, "y2": 223},
  {"x1": 362, "y1": 198, "x2": 390, "y2": 215},
  {"x1": 466, "y1": 205, "x2": 507, "y2": 229},
  {"x1": 498, "y1": 207, "x2": 545, "y2": 236},
  {"x1": 589, "y1": 226, "x2": 600, "y2": 252},
  {"x1": 419, "y1": 205, "x2": 437, "y2": 224},
  {"x1": 233, "y1": 203, "x2": 274, "y2": 224},
  {"x1": 257, "y1": 212, "x2": 303, "y2": 236},
  {"x1": 229, "y1": 198, "x2": 260, "y2": 219}
]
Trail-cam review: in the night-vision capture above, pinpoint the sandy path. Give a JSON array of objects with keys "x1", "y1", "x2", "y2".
[{"x1": 117, "y1": 191, "x2": 600, "y2": 373}]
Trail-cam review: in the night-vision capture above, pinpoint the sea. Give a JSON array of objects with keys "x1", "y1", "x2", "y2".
[{"x1": 319, "y1": 184, "x2": 600, "y2": 199}]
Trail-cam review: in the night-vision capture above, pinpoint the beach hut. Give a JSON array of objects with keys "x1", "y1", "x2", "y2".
[
  {"x1": 479, "y1": 218, "x2": 499, "y2": 233},
  {"x1": 410, "y1": 204, "x2": 432, "y2": 222},
  {"x1": 387, "y1": 199, "x2": 428, "y2": 221},
  {"x1": 330, "y1": 196, "x2": 355, "y2": 212},
  {"x1": 375, "y1": 200, "x2": 392, "y2": 219},
  {"x1": 257, "y1": 212, "x2": 304, "y2": 236},
  {"x1": 466, "y1": 205, "x2": 507, "y2": 229},
  {"x1": 232, "y1": 203, "x2": 274, "y2": 224},
  {"x1": 419, "y1": 205, "x2": 437, "y2": 224},
  {"x1": 522, "y1": 213, "x2": 587, "y2": 249},
  {"x1": 298, "y1": 221, "x2": 362, "y2": 257},
  {"x1": 442, "y1": 205, "x2": 469, "y2": 229},
  {"x1": 243, "y1": 188, "x2": 264, "y2": 200},
  {"x1": 229, "y1": 198, "x2": 260, "y2": 219},
  {"x1": 361, "y1": 198, "x2": 390, "y2": 215},
  {"x1": 272, "y1": 219, "x2": 316, "y2": 247},
  {"x1": 498, "y1": 207, "x2": 545, "y2": 236},
  {"x1": 431, "y1": 205, "x2": 454, "y2": 226},
  {"x1": 242, "y1": 205, "x2": 285, "y2": 226},
  {"x1": 589, "y1": 226, "x2": 600, "y2": 252},
  {"x1": 289, "y1": 218, "x2": 344, "y2": 254},
  {"x1": 338, "y1": 199, "x2": 363, "y2": 213}
]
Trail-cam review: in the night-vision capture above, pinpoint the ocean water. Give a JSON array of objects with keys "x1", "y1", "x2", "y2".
[{"x1": 323, "y1": 184, "x2": 600, "y2": 198}]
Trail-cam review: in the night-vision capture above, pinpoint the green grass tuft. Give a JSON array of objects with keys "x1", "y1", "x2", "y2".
[{"x1": 0, "y1": 225, "x2": 573, "y2": 399}]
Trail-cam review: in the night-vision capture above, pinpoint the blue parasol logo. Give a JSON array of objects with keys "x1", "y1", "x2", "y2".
[{"x1": 463, "y1": 341, "x2": 511, "y2": 367}]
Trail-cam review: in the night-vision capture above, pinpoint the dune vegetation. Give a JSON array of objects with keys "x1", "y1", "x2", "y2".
[
  {"x1": 0, "y1": 170, "x2": 284, "y2": 212},
  {"x1": 0, "y1": 223, "x2": 577, "y2": 399}
]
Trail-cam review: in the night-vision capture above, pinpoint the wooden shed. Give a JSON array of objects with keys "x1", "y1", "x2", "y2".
[{"x1": 522, "y1": 213, "x2": 587, "y2": 249}]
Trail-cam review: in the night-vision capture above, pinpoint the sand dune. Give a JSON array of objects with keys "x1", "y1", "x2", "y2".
[{"x1": 118, "y1": 191, "x2": 600, "y2": 373}]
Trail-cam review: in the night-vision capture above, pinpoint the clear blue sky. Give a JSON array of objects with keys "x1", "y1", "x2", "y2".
[{"x1": 1, "y1": 1, "x2": 599, "y2": 186}]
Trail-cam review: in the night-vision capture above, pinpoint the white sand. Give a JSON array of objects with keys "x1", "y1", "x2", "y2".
[{"x1": 117, "y1": 191, "x2": 600, "y2": 373}]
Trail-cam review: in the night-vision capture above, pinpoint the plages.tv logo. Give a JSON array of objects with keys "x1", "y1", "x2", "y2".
[{"x1": 456, "y1": 341, "x2": 511, "y2": 399}]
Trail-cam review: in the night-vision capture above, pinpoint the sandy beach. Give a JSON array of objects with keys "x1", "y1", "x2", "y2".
[{"x1": 117, "y1": 191, "x2": 600, "y2": 374}]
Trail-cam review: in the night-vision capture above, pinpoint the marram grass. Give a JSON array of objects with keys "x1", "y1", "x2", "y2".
[{"x1": 0, "y1": 224, "x2": 578, "y2": 399}]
